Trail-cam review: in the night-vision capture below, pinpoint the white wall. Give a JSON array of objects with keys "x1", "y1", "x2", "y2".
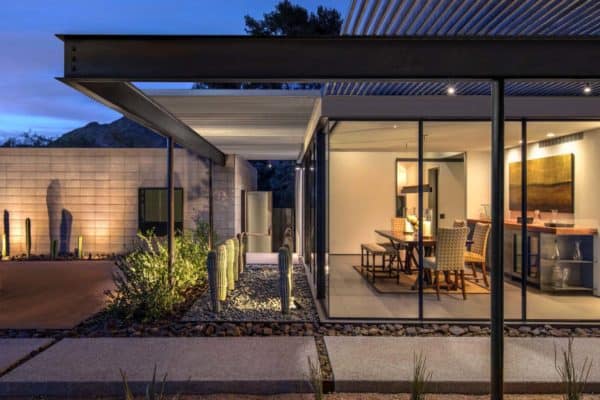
[
  {"x1": 466, "y1": 151, "x2": 491, "y2": 219},
  {"x1": 329, "y1": 152, "x2": 466, "y2": 254}
]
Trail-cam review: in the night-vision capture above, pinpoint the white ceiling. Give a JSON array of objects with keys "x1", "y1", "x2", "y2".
[
  {"x1": 330, "y1": 121, "x2": 600, "y2": 153},
  {"x1": 148, "y1": 89, "x2": 320, "y2": 160}
]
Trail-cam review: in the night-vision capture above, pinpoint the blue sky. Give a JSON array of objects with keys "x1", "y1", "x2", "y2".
[{"x1": 0, "y1": 0, "x2": 345, "y2": 141}]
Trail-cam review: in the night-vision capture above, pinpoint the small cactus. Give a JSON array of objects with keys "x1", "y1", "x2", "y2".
[
  {"x1": 233, "y1": 238, "x2": 240, "y2": 281},
  {"x1": 206, "y1": 250, "x2": 221, "y2": 313},
  {"x1": 237, "y1": 233, "x2": 245, "y2": 274},
  {"x1": 278, "y1": 245, "x2": 293, "y2": 314},
  {"x1": 51, "y1": 239, "x2": 58, "y2": 260},
  {"x1": 25, "y1": 218, "x2": 31, "y2": 259},
  {"x1": 225, "y1": 239, "x2": 235, "y2": 291},
  {"x1": 1, "y1": 233, "x2": 7, "y2": 259},
  {"x1": 77, "y1": 235, "x2": 84, "y2": 259},
  {"x1": 216, "y1": 244, "x2": 228, "y2": 301}
]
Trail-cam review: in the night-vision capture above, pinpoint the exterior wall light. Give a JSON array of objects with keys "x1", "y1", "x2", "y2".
[{"x1": 583, "y1": 83, "x2": 592, "y2": 95}]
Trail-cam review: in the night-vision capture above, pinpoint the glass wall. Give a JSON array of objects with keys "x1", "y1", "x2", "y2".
[{"x1": 326, "y1": 121, "x2": 420, "y2": 318}]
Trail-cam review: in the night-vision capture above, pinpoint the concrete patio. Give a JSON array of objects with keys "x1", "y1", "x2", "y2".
[
  {"x1": 1, "y1": 336, "x2": 599, "y2": 397},
  {"x1": 0, "y1": 261, "x2": 115, "y2": 329}
]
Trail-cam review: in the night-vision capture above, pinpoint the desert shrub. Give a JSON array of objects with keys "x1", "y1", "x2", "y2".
[
  {"x1": 555, "y1": 337, "x2": 592, "y2": 400},
  {"x1": 107, "y1": 229, "x2": 209, "y2": 321}
]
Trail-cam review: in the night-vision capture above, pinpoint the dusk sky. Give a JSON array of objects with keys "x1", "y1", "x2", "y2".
[{"x1": 0, "y1": 0, "x2": 344, "y2": 141}]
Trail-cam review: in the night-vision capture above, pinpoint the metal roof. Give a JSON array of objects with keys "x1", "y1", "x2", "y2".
[
  {"x1": 328, "y1": 0, "x2": 600, "y2": 96},
  {"x1": 342, "y1": 0, "x2": 600, "y2": 36}
]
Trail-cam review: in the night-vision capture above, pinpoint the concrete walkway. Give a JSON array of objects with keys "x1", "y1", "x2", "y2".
[
  {"x1": 2, "y1": 336, "x2": 600, "y2": 396},
  {"x1": 0, "y1": 337, "x2": 318, "y2": 397},
  {"x1": 0, "y1": 339, "x2": 52, "y2": 375},
  {"x1": 0, "y1": 261, "x2": 115, "y2": 329},
  {"x1": 326, "y1": 336, "x2": 600, "y2": 394}
]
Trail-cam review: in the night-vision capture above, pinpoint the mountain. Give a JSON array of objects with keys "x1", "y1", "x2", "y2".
[{"x1": 48, "y1": 117, "x2": 166, "y2": 148}]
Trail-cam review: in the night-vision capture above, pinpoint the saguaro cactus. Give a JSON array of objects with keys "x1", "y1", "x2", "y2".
[
  {"x1": 216, "y1": 244, "x2": 228, "y2": 301},
  {"x1": 233, "y1": 238, "x2": 239, "y2": 281},
  {"x1": 206, "y1": 250, "x2": 221, "y2": 313},
  {"x1": 278, "y1": 245, "x2": 293, "y2": 315},
  {"x1": 237, "y1": 233, "x2": 246, "y2": 274},
  {"x1": 25, "y1": 218, "x2": 31, "y2": 259},
  {"x1": 51, "y1": 239, "x2": 58, "y2": 260},
  {"x1": 225, "y1": 239, "x2": 235, "y2": 291},
  {"x1": 77, "y1": 235, "x2": 84, "y2": 259}
]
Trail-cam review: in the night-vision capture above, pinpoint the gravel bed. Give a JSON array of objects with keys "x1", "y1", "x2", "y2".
[{"x1": 182, "y1": 264, "x2": 318, "y2": 322}]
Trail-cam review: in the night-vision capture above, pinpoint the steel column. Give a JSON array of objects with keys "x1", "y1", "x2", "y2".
[
  {"x1": 521, "y1": 119, "x2": 528, "y2": 321},
  {"x1": 316, "y1": 128, "x2": 327, "y2": 300},
  {"x1": 491, "y1": 79, "x2": 505, "y2": 399},
  {"x1": 208, "y1": 159, "x2": 214, "y2": 250},
  {"x1": 167, "y1": 136, "x2": 175, "y2": 287},
  {"x1": 418, "y1": 120, "x2": 424, "y2": 320}
]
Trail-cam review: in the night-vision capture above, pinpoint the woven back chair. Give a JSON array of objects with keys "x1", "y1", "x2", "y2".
[
  {"x1": 423, "y1": 226, "x2": 469, "y2": 300},
  {"x1": 465, "y1": 222, "x2": 491, "y2": 287}
]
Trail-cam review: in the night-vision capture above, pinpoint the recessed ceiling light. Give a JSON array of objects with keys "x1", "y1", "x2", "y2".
[
  {"x1": 267, "y1": 162, "x2": 272, "y2": 169},
  {"x1": 583, "y1": 83, "x2": 592, "y2": 95},
  {"x1": 546, "y1": 132, "x2": 556, "y2": 137},
  {"x1": 393, "y1": 124, "x2": 398, "y2": 129},
  {"x1": 446, "y1": 85, "x2": 456, "y2": 96},
  {"x1": 518, "y1": 140, "x2": 523, "y2": 144}
]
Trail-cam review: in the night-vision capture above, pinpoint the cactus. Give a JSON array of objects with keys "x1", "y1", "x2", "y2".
[
  {"x1": 206, "y1": 250, "x2": 221, "y2": 313},
  {"x1": 1, "y1": 233, "x2": 6, "y2": 259},
  {"x1": 237, "y1": 233, "x2": 245, "y2": 274},
  {"x1": 77, "y1": 235, "x2": 84, "y2": 259},
  {"x1": 216, "y1": 244, "x2": 228, "y2": 301},
  {"x1": 25, "y1": 218, "x2": 31, "y2": 259},
  {"x1": 51, "y1": 239, "x2": 58, "y2": 260},
  {"x1": 233, "y1": 238, "x2": 239, "y2": 281},
  {"x1": 278, "y1": 245, "x2": 293, "y2": 314},
  {"x1": 225, "y1": 239, "x2": 235, "y2": 291}
]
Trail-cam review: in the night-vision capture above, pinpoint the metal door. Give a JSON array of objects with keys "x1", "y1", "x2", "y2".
[{"x1": 245, "y1": 191, "x2": 272, "y2": 252}]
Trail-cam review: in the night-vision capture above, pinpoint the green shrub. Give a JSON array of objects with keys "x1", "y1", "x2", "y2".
[{"x1": 107, "y1": 230, "x2": 209, "y2": 321}]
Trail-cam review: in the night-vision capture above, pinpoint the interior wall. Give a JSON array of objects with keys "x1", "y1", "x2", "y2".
[
  {"x1": 329, "y1": 151, "x2": 466, "y2": 254},
  {"x1": 504, "y1": 128, "x2": 600, "y2": 227},
  {"x1": 466, "y1": 151, "x2": 491, "y2": 219}
]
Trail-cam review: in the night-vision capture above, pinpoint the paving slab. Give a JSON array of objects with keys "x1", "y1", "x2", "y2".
[
  {"x1": 0, "y1": 339, "x2": 53, "y2": 375},
  {"x1": 326, "y1": 336, "x2": 600, "y2": 394},
  {"x1": 0, "y1": 337, "x2": 318, "y2": 397}
]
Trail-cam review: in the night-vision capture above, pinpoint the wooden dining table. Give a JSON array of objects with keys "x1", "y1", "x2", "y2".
[
  {"x1": 374, "y1": 230, "x2": 436, "y2": 275},
  {"x1": 375, "y1": 229, "x2": 473, "y2": 288}
]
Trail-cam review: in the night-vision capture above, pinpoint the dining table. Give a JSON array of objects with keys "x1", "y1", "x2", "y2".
[
  {"x1": 374, "y1": 230, "x2": 436, "y2": 275},
  {"x1": 374, "y1": 229, "x2": 473, "y2": 288}
]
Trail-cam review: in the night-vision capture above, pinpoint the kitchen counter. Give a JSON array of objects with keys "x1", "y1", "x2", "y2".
[{"x1": 467, "y1": 218, "x2": 598, "y2": 236}]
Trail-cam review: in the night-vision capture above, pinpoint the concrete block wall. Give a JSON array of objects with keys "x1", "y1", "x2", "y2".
[{"x1": 0, "y1": 148, "x2": 210, "y2": 256}]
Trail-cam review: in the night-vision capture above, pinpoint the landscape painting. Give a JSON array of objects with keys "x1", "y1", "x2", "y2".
[{"x1": 509, "y1": 154, "x2": 574, "y2": 213}]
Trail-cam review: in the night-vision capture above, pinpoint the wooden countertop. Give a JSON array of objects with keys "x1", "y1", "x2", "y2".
[{"x1": 467, "y1": 218, "x2": 598, "y2": 236}]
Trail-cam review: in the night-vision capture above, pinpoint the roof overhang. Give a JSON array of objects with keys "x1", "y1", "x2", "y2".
[
  {"x1": 59, "y1": 35, "x2": 600, "y2": 80},
  {"x1": 57, "y1": 35, "x2": 600, "y2": 163}
]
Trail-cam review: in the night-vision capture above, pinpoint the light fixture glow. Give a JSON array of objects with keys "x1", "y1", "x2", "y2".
[
  {"x1": 546, "y1": 132, "x2": 556, "y2": 138},
  {"x1": 267, "y1": 162, "x2": 272, "y2": 169},
  {"x1": 393, "y1": 124, "x2": 398, "y2": 129},
  {"x1": 446, "y1": 84, "x2": 456, "y2": 96},
  {"x1": 583, "y1": 83, "x2": 592, "y2": 95}
]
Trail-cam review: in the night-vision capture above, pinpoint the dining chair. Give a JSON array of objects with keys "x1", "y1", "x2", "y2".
[
  {"x1": 465, "y1": 222, "x2": 491, "y2": 287},
  {"x1": 453, "y1": 219, "x2": 467, "y2": 228},
  {"x1": 422, "y1": 226, "x2": 469, "y2": 300}
]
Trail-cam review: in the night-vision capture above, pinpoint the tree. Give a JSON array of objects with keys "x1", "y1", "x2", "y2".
[
  {"x1": 192, "y1": 1, "x2": 342, "y2": 90},
  {"x1": 244, "y1": 0, "x2": 342, "y2": 36}
]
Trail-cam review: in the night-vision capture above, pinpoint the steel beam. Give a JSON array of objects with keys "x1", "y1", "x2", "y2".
[
  {"x1": 316, "y1": 127, "x2": 327, "y2": 300},
  {"x1": 521, "y1": 119, "x2": 528, "y2": 322},
  {"x1": 491, "y1": 79, "x2": 505, "y2": 400},
  {"x1": 167, "y1": 136, "x2": 175, "y2": 287},
  {"x1": 59, "y1": 35, "x2": 600, "y2": 80},
  {"x1": 59, "y1": 79, "x2": 226, "y2": 165}
]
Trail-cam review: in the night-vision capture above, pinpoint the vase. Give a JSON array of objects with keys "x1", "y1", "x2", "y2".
[
  {"x1": 562, "y1": 268, "x2": 569, "y2": 288},
  {"x1": 552, "y1": 264, "x2": 563, "y2": 289},
  {"x1": 573, "y1": 241, "x2": 582, "y2": 260}
]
